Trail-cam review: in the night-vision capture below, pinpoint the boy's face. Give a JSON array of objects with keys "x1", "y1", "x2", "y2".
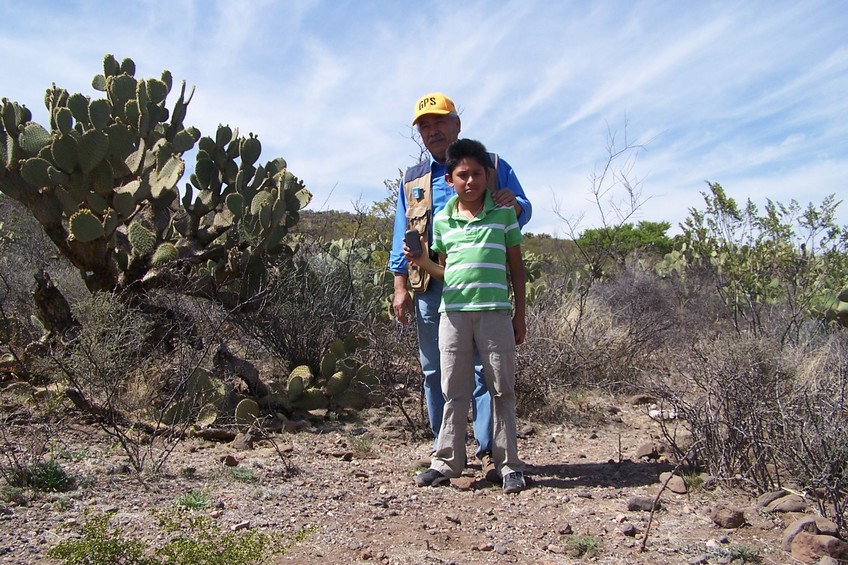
[{"x1": 446, "y1": 157, "x2": 489, "y2": 205}]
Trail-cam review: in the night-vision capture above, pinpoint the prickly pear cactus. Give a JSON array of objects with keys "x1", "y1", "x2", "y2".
[
  {"x1": 287, "y1": 334, "x2": 378, "y2": 413},
  {"x1": 0, "y1": 54, "x2": 312, "y2": 302}
]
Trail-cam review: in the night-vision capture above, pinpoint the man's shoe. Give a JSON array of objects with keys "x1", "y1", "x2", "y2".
[
  {"x1": 415, "y1": 468, "x2": 448, "y2": 487},
  {"x1": 502, "y1": 471, "x2": 526, "y2": 493},
  {"x1": 480, "y1": 452, "x2": 499, "y2": 483}
]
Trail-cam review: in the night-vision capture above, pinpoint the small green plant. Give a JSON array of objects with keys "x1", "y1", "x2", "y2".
[
  {"x1": 55, "y1": 447, "x2": 88, "y2": 462},
  {"x1": 48, "y1": 509, "x2": 313, "y2": 565},
  {"x1": 52, "y1": 494, "x2": 75, "y2": 511},
  {"x1": 682, "y1": 471, "x2": 704, "y2": 491},
  {"x1": 174, "y1": 490, "x2": 210, "y2": 510},
  {"x1": 349, "y1": 434, "x2": 374, "y2": 456},
  {"x1": 723, "y1": 543, "x2": 762, "y2": 564},
  {"x1": 47, "y1": 511, "x2": 152, "y2": 564},
  {"x1": 230, "y1": 467, "x2": 258, "y2": 483},
  {"x1": 7, "y1": 459, "x2": 76, "y2": 492},
  {"x1": 566, "y1": 535, "x2": 603, "y2": 558},
  {"x1": 29, "y1": 459, "x2": 75, "y2": 491},
  {"x1": 179, "y1": 467, "x2": 197, "y2": 479},
  {"x1": 0, "y1": 485, "x2": 27, "y2": 505},
  {"x1": 155, "y1": 510, "x2": 313, "y2": 564}
]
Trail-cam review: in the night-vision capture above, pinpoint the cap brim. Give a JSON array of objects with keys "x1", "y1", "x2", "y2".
[{"x1": 412, "y1": 109, "x2": 451, "y2": 125}]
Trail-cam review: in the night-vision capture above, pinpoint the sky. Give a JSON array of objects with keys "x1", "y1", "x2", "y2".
[{"x1": 2, "y1": 0, "x2": 846, "y2": 237}]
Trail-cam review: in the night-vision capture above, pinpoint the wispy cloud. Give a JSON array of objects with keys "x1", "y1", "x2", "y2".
[{"x1": 2, "y1": 0, "x2": 846, "y2": 237}]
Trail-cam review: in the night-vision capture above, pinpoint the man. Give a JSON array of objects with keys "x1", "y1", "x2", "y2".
[{"x1": 388, "y1": 92, "x2": 532, "y2": 481}]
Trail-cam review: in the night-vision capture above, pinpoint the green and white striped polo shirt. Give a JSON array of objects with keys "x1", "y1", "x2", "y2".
[{"x1": 431, "y1": 191, "x2": 523, "y2": 313}]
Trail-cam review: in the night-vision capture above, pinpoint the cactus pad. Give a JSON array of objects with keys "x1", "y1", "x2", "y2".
[
  {"x1": 291, "y1": 387, "x2": 328, "y2": 411},
  {"x1": 69, "y1": 209, "x2": 105, "y2": 242},
  {"x1": 151, "y1": 242, "x2": 178, "y2": 266},
  {"x1": 235, "y1": 398, "x2": 260, "y2": 427}
]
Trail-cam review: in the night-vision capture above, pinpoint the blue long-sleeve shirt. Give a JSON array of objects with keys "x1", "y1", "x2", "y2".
[{"x1": 388, "y1": 154, "x2": 532, "y2": 276}]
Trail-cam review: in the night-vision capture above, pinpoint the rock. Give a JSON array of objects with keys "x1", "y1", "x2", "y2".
[
  {"x1": 817, "y1": 556, "x2": 841, "y2": 565},
  {"x1": 230, "y1": 520, "x2": 250, "y2": 531},
  {"x1": 765, "y1": 494, "x2": 807, "y2": 513},
  {"x1": 756, "y1": 489, "x2": 788, "y2": 508},
  {"x1": 709, "y1": 505, "x2": 745, "y2": 528},
  {"x1": 627, "y1": 495, "x2": 659, "y2": 512},
  {"x1": 619, "y1": 523, "x2": 638, "y2": 537},
  {"x1": 230, "y1": 432, "x2": 254, "y2": 451},
  {"x1": 282, "y1": 419, "x2": 309, "y2": 433},
  {"x1": 220, "y1": 454, "x2": 239, "y2": 467},
  {"x1": 688, "y1": 554, "x2": 710, "y2": 564},
  {"x1": 558, "y1": 524, "x2": 573, "y2": 535},
  {"x1": 635, "y1": 443, "x2": 660, "y2": 460},
  {"x1": 630, "y1": 394, "x2": 655, "y2": 405},
  {"x1": 518, "y1": 424, "x2": 535, "y2": 437},
  {"x1": 791, "y1": 532, "x2": 848, "y2": 563},
  {"x1": 451, "y1": 476, "x2": 474, "y2": 490},
  {"x1": 476, "y1": 542, "x2": 494, "y2": 551},
  {"x1": 783, "y1": 517, "x2": 842, "y2": 551},
  {"x1": 546, "y1": 544, "x2": 565, "y2": 554},
  {"x1": 659, "y1": 472, "x2": 688, "y2": 494}
]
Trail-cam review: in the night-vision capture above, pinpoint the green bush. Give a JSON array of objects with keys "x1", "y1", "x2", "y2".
[
  {"x1": 48, "y1": 509, "x2": 312, "y2": 565},
  {"x1": 47, "y1": 511, "x2": 152, "y2": 565}
]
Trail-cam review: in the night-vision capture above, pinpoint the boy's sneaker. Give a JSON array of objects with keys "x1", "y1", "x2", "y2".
[
  {"x1": 502, "y1": 471, "x2": 526, "y2": 493},
  {"x1": 480, "y1": 452, "x2": 499, "y2": 483},
  {"x1": 415, "y1": 468, "x2": 448, "y2": 487}
]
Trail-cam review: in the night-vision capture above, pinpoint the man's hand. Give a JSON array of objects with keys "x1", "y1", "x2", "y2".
[
  {"x1": 393, "y1": 275, "x2": 414, "y2": 325},
  {"x1": 491, "y1": 188, "x2": 521, "y2": 216}
]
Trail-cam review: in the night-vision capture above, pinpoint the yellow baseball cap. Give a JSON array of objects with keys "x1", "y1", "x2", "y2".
[{"x1": 412, "y1": 92, "x2": 457, "y2": 125}]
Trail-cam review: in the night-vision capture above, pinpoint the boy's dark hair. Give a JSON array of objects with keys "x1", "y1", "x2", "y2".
[{"x1": 445, "y1": 138, "x2": 492, "y2": 175}]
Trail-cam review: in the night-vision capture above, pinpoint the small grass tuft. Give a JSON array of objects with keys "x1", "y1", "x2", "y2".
[
  {"x1": 230, "y1": 467, "x2": 258, "y2": 483},
  {"x1": 174, "y1": 490, "x2": 210, "y2": 510},
  {"x1": 566, "y1": 535, "x2": 603, "y2": 558}
]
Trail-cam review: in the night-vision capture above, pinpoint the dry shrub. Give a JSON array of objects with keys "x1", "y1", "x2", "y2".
[
  {"x1": 517, "y1": 266, "x2": 675, "y2": 419},
  {"x1": 649, "y1": 334, "x2": 795, "y2": 487},
  {"x1": 780, "y1": 332, "x2": 848, "y2": 530},
  {"x1": 51, "y1": 290, "x2": 220, "y2": 473}
]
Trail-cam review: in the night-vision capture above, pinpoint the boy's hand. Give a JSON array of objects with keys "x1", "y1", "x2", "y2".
[
  {"x1": 403, "y1": 234, "x2": 426, "y2": 265},
  {"x1": 512, "y1": 314, "x2": 526, "y2": 345}
]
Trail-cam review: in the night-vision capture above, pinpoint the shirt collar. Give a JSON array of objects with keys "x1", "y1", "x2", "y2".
[{"x1": 446, "y1": 190, "x2": 496, "y2": 221}]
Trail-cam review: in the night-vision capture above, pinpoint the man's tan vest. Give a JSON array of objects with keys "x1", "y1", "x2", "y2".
[{"x1": 403, "y1": 153, "x2": 500, "y2": 293}]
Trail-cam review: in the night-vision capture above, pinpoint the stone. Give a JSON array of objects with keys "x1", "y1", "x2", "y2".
[
  {"x1": 783, "y1": 517, "x2": 842, "y2": 551},
  {"x1": 451, "y1": 476, "x2": 474, "y2": 490},
  {"x1": 756, "y1": 489, "x2": 788, "y2": 508},
  {"x1": 619, "y1": 523, "x2": 638, "y2": 537},
  {"x1": 765, "y1": 494, "x2": 807, "y2": 513},
  {"x1": 791, "y1": 532, "x2": 848, "y2": 563},
  {"x1": 635, "y1": 443, "x2": 660, "y2": 460},
  {"x1": 230, "y1": 432, "x2": 254, "y2": 451},
  {"x1": 783, "y1": 517, "x2": 823, "y2": 551},
  {"x1": 659, "y1": 472, "x2": 687, "y2": 494},
  {"x1": 220, "y1": 454, "x2": 239, "y2": 467},
  {"x1": 628, "y1": 495, "x2": 659, "y2": 512},
  {"x1": 709, "y1": 505, "x2": 745, "y2": 529},
  {"x1": 630, "y1": 394, "x2": 655, "y2": 405}
]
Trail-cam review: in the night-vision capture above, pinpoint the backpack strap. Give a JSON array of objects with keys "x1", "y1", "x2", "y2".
[{"x1": 486, "y1": 152, "x2": 499, "y2": 193}]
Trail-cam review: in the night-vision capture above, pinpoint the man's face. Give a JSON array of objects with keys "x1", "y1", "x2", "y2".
[{"x1": 416, "y1": 114, "x2": 461, "y2": 162}]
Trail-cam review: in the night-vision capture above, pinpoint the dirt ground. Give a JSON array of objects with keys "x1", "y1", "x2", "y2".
[{"x1": 0, "y1": 395, "x2": 803, "y2": 564}]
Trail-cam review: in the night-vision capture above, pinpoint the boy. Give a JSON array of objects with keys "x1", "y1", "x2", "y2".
[{"x1": 405, "y1": 138, "x2": 527, "y2": 494}]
